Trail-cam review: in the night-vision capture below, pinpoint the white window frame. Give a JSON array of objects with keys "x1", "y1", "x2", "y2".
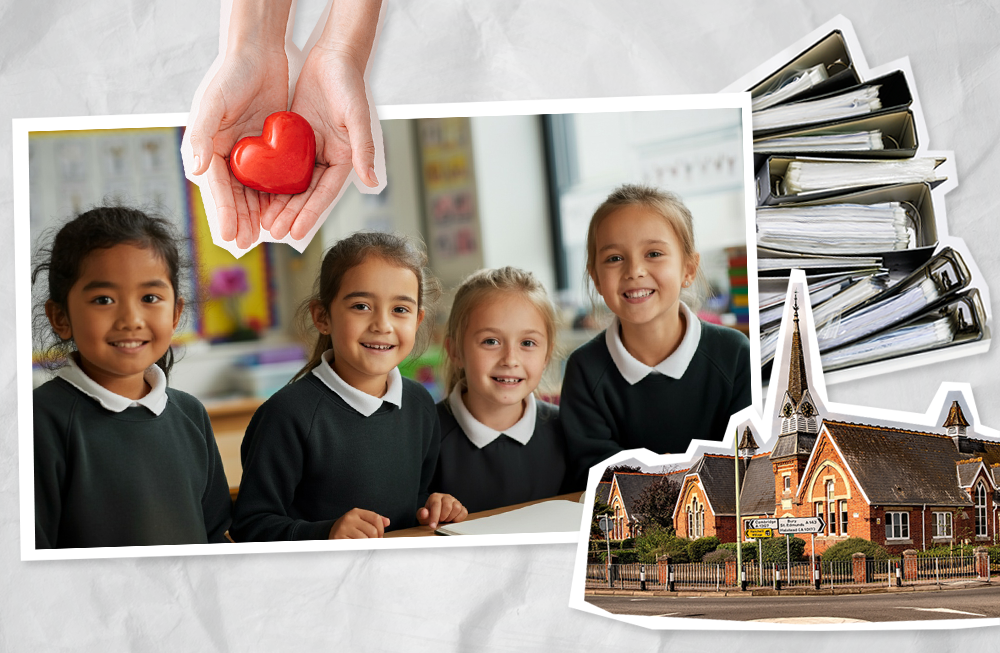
[
  {"x1": 932, "y1": 511, "x2": 953, "y2": 539},
  {"x1": 975, "y1": 483, "x2": 987, "y2": 538},
  {"x1": 885, "y1": 511, "x2": 910, "y2": 540},
  {"x1": 839, "y1": 500, "x2": 848, "y2": 535}
]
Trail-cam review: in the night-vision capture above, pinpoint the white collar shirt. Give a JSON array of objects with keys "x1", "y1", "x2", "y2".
[
  {"x1": 447, "y1": 384, "x2": 536, "y2": 449},
  {"x1": 311, "y1": 349, "x2": 403, "y2": 417},
  {"x1": 605, "y1": 302, "x2": 702, "y2": 386}
]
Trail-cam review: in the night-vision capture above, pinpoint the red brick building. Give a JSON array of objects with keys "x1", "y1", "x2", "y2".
[
  {"x1": 673, "y1": 300, "x2": 1000, "y2": 555},
  {"x1": 605, "y1": 471, "x2": 686, "y2": 539}
]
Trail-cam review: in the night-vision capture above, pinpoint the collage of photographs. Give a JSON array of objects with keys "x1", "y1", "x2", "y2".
[{"x1": 4, "y1": 2, "x2": 1000, "y2": 651}]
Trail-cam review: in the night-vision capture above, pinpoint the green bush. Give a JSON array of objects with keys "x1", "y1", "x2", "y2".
[
  {"x1": 643, "y1": 532, "x2": 690, "y2": 564},
  {"x1": 758, "y1": 536, "x2": 807, "y2": 565},
  {"x1": 687, "y1": 536, "x2": 720, "y2": 562},
  {"x1": 595, "y1": 549, "x2": 639, "y2": 564},
  {"x1": 820, "y1": 537, "x2": 889, "y2": 562},
  {"x1": 918, "y1": 544, "x2": 977, "y2": 558},
  {"x1": 634, "y1": 527, "x2": 677, "y2": 563},
  {"x1": 702, "y1": 548, "x2": 734, "y2": 565},
  {"x1": 719, "y1": 541, "x2": 759, "y2": 563}
]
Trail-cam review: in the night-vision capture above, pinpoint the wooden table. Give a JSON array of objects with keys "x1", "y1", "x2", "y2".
[
  {"x1": 204, "y1": 397, "x2": 264, "y2": 499},
  {"x1": 385, "y1": 491, "x2": 584, "y2": 538}
]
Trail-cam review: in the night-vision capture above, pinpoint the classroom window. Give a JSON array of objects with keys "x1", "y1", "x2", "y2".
[
  {"x1": 932, "y1": 512, "x2": 953, "y2": 538},
  {"x1": 840, "y1": 500, "x2": 848, "y2": 534},
  {"x1": 885, "y1": 512, "x2": 909, "y2": 540},
  {"x1": 975, "y1": 483, "x2": 987, "y2": 537}
]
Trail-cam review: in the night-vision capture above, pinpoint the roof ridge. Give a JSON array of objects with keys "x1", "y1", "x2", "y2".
[{"x1": 823, "y1": 419, "x2": 950, "y2": 439}]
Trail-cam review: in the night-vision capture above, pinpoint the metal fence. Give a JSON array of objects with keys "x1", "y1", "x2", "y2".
[{"x1": 586, "y1": 552, "x2": 995, "y2": 591}]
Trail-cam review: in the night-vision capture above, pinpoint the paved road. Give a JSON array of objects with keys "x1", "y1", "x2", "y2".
[{"x1": 587, "y1": 584, "x2": 1000, "y2": 622}]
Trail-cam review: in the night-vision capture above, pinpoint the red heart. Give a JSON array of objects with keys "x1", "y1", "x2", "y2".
[{"x1": 229, "y1": 111, "x2": 316, "y2": 195}]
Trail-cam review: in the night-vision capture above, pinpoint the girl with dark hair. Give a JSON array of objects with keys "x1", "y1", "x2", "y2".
[
  {"x1": 32, "y1": 206, "x2": 232, "y2": 548},
  {"x1": 231, "y1": 231, "x2": 467, "y2": 540}
]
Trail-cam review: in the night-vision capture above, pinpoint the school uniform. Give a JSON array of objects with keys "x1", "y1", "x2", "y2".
[
  {"x1": 432, "y1": 387, "x2": 572, "y2": 513},
  {"x1": 561, "y1": 303, "x2": 751, "y2": 487},
  {"x1": 33, "y1": 358, "x2": 232, "y2": 548},
  {"x1": 230, "y1": 350, "x2": 440, "y2": 541}
]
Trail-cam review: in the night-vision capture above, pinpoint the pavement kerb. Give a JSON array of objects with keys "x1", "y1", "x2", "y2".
[{"x1": 584, "y1": 580, "x2": 992, "y2": 598}]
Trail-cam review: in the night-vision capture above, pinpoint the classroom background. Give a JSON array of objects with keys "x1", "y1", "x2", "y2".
[{"x1": 28, "y1": 108, "x2": 749, "y2": 496}]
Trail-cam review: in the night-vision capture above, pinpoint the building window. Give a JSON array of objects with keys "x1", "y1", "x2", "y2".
[
  {"x1": 885, "y1": 511, "x2": 910, "y2": 540},
  {"x1": 783, "y1": 476, "x2": 791, "y2": 492},
  {"x1": 932, "y1": 512, "x2": 953, "y2": 539},
  {"x1": 975, "y1": 483, "x2": 987, "y2": 538},
  {"x1": 840, "y1": 500, "x2": 848, "y2": 534},
  {"x1": 688, "y1": 497, "x2": 704, "y2": 539}
]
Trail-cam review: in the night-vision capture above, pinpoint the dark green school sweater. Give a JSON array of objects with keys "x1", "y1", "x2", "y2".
[
  {"x1": 33, "y1": 378, "x2": 233, "y2": 549},
  {"x1": 561, "y1": 321, "x2": 751, "y2": 487},
  {"x1": 230, "y1": 373, "x2": 440, "y2": 541},
  {"x1": 432, "y1": 399, "x2": 576, "y2": 513}
]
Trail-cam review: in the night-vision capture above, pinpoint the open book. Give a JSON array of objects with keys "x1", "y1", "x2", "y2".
[{"x1": 434, "y1": 499, "x2": 583, "y2": 536}]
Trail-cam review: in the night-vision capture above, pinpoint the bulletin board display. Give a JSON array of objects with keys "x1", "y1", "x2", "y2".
[{"x1": 28, "y1": 127, "x2": 274, "y2": 347}]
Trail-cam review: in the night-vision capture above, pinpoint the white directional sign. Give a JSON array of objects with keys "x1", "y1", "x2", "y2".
[
  {"x1": 747, "y1": 518, "x2": 778, "y2": 530},
  {"x1": 777, "y1": 517, "x2": 826, "y2": 534}
]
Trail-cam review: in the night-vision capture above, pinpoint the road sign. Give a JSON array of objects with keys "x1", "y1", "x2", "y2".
[
  {"x1": 598, "y1": 516, "x2": 610, "y2": 533},
  {"x1": 777, "y1": 517, "x2": 826, "y2": 534},
  {"x1": 747, "y1": 518, "x2": 778, "y2": 529},
  {"x1": 745, "y1": 528, "x2": 773, "y2": 539}
]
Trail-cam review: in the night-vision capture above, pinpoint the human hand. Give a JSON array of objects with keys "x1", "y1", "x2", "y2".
[
  {"x1": 417, "y1": 493, "x2": 468, "y2": 530},
  {"x1": 328, "y1": 507, "x2": 390, "y2": 539},
  {"x1": 260, "y1": 48, "x2": 382, "y2": 241},
  {"x1": 186, "y1": 46, "x2": 290, "y2": 249}
]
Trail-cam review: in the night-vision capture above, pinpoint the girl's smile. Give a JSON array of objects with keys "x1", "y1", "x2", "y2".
[
  {"x1": 45, "y1": 244, "x2": 182, "y2": 400},
  {"x1": 312, "y1": 258, "x2": 424, "y2": 398},
  {"x1": 452, "y1": 293, "x2": 549, "y2": 432}
]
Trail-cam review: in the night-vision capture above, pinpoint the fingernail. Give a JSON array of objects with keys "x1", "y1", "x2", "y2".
[
  {"x1": 193, "y1": 155, "x2": 201, "y2": 171},
  {"x1": 368, "y1": 167, "x2": 377, "y2": 185}
]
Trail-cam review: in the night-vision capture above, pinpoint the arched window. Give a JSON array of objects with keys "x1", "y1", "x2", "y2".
[
  {"x1": 688, "y1": 497, "x2": 703, "y2": 538},
  {"x1": 975, "y1": 483, "x2": 987, "y2": 538}
]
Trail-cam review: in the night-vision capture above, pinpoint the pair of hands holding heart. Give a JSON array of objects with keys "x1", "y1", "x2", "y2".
[{"x1": 186, "y1": 41, "x2": 380, "y2": 250}]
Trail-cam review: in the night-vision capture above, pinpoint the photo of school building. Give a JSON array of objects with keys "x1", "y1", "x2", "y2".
[{"x1": 673, "y1": 301, "x2": 999, "y2": 556}]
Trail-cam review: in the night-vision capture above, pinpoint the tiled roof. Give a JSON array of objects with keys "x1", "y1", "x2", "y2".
[
  {"x1": 613, "y1": 473, "x2": 672, "y2": 518},
  {"x1": 822, "y1": 421, "x2": 998, "y2": 506},
  {"x1": 740, "y1": 455, "x2": 777, "y2": 515},
  {"x1": 770, "y1": 431, "x2": 818, "y2": 459},
  {"x1": 943, "y1": 401, "x2": 970, "y2": 428},
  {"x1": 956, "y1": 461, "x2": 984, "y2": 488},
  {"x1": 596, "y1": 482, "x2": 612, "y2": 506},
  {"x1": 688, "y1": 454, "x2": 745, "y2": 515}
]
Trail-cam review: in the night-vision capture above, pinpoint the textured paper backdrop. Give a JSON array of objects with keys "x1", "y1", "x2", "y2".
[{"x1": 3, "y1": 1, "x2": 999, "y2": 649}]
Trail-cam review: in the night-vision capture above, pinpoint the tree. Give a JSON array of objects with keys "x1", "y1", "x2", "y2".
[
  {"x1": 590, "y1": 497, "x2": 612, "y2": 540},
  {"x1": 631, "y1": 476, "x2": 680, "y2": 531},
  {"x1": 600, "y1": 464, "x2": 642, "y2": 483}
]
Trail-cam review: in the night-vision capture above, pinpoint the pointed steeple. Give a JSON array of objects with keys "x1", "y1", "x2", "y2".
[
  {"x1": 738, "y1": 426, "x2": 759, "y2": 454},
  {"x1": 786, "y1": 293, "x2": 808, "y2": 404},
  {"x1": 943, "y1": 400, "x2": 969, "y2": 442}
]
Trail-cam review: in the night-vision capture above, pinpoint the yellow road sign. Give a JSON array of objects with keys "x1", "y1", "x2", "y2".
[{"x1": 745, "y1": 528, "x2": 773, "y2": 539}]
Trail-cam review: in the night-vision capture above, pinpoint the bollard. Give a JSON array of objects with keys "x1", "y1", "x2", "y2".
[
  {"x1": 774, "y1": 566, "x2": 782, "y2": 591},
  {"x1": 640, "y1": 564, "x2": 646, "y2": 591},
  {"x1": 667, "y1": 562, "x2": 675, "y2": 592},
  {"x1": 814, "y1": 562, "x2": 821, "y2": 590},
  {"x1": 895, "y1": 561, "x2": 902, "y2": 587},
  {"x1": 740, "y1": 566, "x2": 747, "y2": 592}
]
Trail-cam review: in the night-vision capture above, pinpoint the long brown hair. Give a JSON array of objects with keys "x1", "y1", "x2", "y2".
[
  {"x1": 441, "y1": 266, "x2": 559, "y2": 396},
  {"x1": 293, "y1": 231, "x2": 441, "y2": 382}
]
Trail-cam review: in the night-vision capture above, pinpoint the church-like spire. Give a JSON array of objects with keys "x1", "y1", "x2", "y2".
[{"x1": 786, "y1": 293, "x2": 808, "y2": 404}]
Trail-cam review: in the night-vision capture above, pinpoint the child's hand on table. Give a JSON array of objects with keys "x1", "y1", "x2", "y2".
[
  {"x1": 417, "y1": 493, "x2": 468, "y2": 530},
  {"x1": 328, "y1": 508, "x2": 390, "y2": 539}
]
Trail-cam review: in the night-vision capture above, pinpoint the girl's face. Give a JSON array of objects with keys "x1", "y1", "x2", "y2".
[
  {"x1": 45, "y1": 243, "x2": 181, "y2": 399},
  {"x1": 591, "y1": 205, "x2": 698, "y2": 330},
  {"x1": 451, "y1": 293, "x2": 549, "y2": 414},
  {"x1": 312, "y1": 257, "x2": 424, "y2": 397}
]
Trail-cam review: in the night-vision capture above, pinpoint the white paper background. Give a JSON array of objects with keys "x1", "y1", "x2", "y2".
[{"x1": 3, "y1": 1, "x2": 999, "y2": 649}]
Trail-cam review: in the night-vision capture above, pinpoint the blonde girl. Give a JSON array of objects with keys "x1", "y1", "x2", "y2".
[
  {"x1": 435, "y1": 266, "x2": 576, "y2": 513},
  {"x1": 231, "y1": 232, "x2": 466, "y2": 540},
  {"x1": 560, "y1": 184, "x2": 751, "y2": 486}
]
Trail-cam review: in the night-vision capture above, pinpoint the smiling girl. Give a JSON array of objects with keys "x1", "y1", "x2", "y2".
[
  {"x1": 231, "y1": 232, "x2": 466, "y2": 540},
  {"x1": 433, "y1": 267, "x2": 574, "y2": 513},
  {"x1": 560, "y1": 185, "x2": 751, "y2": 487},
  {"x1": 32, "y1": 207, "x2": 232, "y2": 548}
]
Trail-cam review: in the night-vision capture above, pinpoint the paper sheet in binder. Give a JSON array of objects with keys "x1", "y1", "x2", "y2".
[
  {"x1": 751, "y1": 63, "x2": 830, "y2": 112},
  {"x1": 781, "y1": 157, "x2": 943, "y2": 195},
  {"x1": 753, "y1": 85, "x2": 882, "y2": 131},
  {"x1": 758, "y1": 254, "x2": 881, "y2": 273},
  {"x1": 816, "y1": 248, "x2": 970, "y2": 351},
  {"x1": 756, "y1": 202, "x2": 915, "y2": 254},
  {"x1": 753, "y1": 130, "x2": 883, "y2": 154}
]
